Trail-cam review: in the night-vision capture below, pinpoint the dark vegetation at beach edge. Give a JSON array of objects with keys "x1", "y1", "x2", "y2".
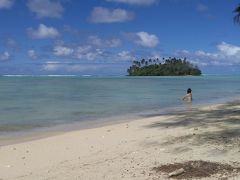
[{"x1": 127, "y1": 57, "x2": 201, "y2": 76}]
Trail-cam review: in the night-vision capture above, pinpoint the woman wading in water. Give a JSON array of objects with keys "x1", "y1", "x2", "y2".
[{"x1": 182, "y1": 88, "x2": 192, "y2": 102}]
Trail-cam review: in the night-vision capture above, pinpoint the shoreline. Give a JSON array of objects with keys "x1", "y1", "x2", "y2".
[
  {"x1": 0, "y1": 100, "x2": 240, "y2": 179},
  {"x1": 0, "y1": 98, "x2": 239, "y2": 147},
  {"x1": 0, "y1": 114, "x2": 138, "y2": 146},
  {"x1": 0, "y1": 98, "x2": 230, "y2": 146}
]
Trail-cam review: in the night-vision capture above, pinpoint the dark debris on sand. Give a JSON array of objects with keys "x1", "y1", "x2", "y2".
[{"x1": 152, "y1": 160, "x2": 240, "y2": 179}]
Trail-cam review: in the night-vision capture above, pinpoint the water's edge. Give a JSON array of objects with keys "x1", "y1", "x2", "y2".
[{"x1": 0, "y1": 98, "x2": 238, "y2": 146}]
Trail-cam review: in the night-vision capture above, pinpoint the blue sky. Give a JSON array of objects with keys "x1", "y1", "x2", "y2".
[{"x1": 0, "y1": 0, "x2": 240, "y2": 75}]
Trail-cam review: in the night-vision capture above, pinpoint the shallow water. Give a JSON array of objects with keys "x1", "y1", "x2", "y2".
[{"x1": 0, "y1": 75, "x2": 239, "y2": 136}]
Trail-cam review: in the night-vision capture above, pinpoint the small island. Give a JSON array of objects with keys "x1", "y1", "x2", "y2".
[{"x1": 127, "y1": 57, "x2": 201, "y2": 76}]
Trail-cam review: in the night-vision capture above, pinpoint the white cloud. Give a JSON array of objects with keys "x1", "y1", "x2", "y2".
[
  {"x1": 196, "y1": 3, "x2": 208, "y2": 12},
  {"x1": 0, "y1": 51, "x2": 10, "y2": 60},
  {"x1": 28, "y1": 24, "x2": 60, "y2": 39},
  {"x1": 51, "y1": 40, "x2": 161, "y2": 62},
  {"x1": 217, "y1": 42, "x2": 240, "y2": 56},
  {"x1": 75, "y1": 45, "x2": 103, "y2": 60},
  {"x1": 175, "y1": 42, "x2": 240, "y2": 66},
  {"x1": 117, "y1": 50, "x2": 133, "y2": 61},
  {"x1": 0, "y1": 0, "x2": 14, "y2": 9},
  {"x1": 4, "y1": 38, "x2": 17, "y2": 48},
  {"x1": 42, "y1": 61, "x2": 61, "y2": 71},
  {"x1": 51, "y1": 41, "x2": 136, "y2": 62},
  {"x1": 89, "y1": 7, "x2": 134, "y2": 23},
  {"x1": 6, "y1": 38, "x2": 16, "y2": 46},
  {"x1": 134, "y1": 32, "x2": 159, "y2": 48},
  {"x1": 42, "y1": 62, "x2": 102, "y2": 72},
  {"x1": 41, "y1": 61, "x2": 128, "y2": 75},
  {"x1": 88, "y1": 36, "x2": 121, "y2": 48},
  {"x1": 148, "y1": 51, "x2": 161, "y2": 60},
  {"x1": 52, "y1": 44, "x2": 104, "y2": 61},
  {"x1": 106, "y1": 0, "x2": 157, "y2": 6},
  {"x1": 28, "y1": 50, "x2": 37, "y2": 59},
  {"x1": 27, "y1": 0, "x2": 64, "y2": 18},
  {"x1": 54, "y1": 46, "x2": 74, "y2": 56},
  {"x1": 176, "y1": 49, "x2": 220, "y2": 66}
]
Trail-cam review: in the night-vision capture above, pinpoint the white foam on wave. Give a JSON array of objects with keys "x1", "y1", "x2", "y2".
[
  {"x1": 46, "y1": 75, "x2": 77, "y2": 77},
  {"x1": 3, "y1": 75, "x2": 32, "y2": 77},
  {"x1": 2, "y1": 75, "x2": 77, "y2": 77}
]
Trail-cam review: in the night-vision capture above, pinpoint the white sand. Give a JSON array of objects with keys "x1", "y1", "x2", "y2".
[{"x1": 0, "y1": 103, "x2": 240, "y2": 180}]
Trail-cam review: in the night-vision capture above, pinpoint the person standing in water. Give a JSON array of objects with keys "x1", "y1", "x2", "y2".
[{"x1": 182, "y1": 88, "x2": 192, "y2": 102}]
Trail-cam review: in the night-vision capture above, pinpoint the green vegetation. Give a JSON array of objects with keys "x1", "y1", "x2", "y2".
[
  {"x1": 127, "y1": 57, "x2": 202, "y2": 76},
  {"x1": 233, "y1": 4, "x2": 240, "y2": 24}
]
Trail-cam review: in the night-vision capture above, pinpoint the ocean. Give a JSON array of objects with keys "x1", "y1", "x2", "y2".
[{"x1": 0, "y1": 75, "x2": 239, "y2": 140}]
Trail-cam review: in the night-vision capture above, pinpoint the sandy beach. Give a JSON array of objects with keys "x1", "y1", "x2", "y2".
[{"x1": 1, "y1": 101, "x2": 240, "y2": 180}]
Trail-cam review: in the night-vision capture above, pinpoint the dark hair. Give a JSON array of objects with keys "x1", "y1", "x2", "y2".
[{"x1": 187, "y1": 88, "x2": 192, "y2": 94}]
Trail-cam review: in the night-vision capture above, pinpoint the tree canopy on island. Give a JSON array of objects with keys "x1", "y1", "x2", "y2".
[
  {"x1": 127, "y1": 57, "x2": 202, "y2": 76},
  {"x1": 233, "y1": 4, "x2": 240, "y2": 24}
]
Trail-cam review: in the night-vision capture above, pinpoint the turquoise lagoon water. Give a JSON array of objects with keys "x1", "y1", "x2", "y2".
[{"x1": 0, "y1": 75, "x2": 240, "y2": 137}]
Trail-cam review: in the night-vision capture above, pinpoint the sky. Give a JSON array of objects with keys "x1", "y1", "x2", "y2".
[{"x1": 0, "y1": 0, "x2": 240, "y2": 75}]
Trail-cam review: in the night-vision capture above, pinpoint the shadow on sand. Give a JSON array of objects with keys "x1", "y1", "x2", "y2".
[{"x1": 144, "y1": 101, "x2": 240, "y2": 153}]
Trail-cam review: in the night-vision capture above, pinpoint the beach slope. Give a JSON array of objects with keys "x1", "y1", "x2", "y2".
[{"x1": 1, "y1": 102, "x2": 240, "y2": 179}]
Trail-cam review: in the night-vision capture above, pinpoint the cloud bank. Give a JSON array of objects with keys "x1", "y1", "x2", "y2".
[
  {"x1": 28, "y1": 50, "x2": 37, "y2": 59},
  {"x1": 0, "y1": 0, "x2": 14, "y2": 9},
  {"x1": 106, "y1": 0, "x2": 157, "y2": 6},
  {"x1": 89, "y1": 7, "x2": 134, "y2": 23},
  {"x1": 196, "y1": 3, "x2": 208, "y2": 12},
  {"x1": 0, "y1": 51, "x2": 10, "y2": 60},
  {"x1": 28, "y1": 24, "x2": 60, "y2": 39},
  {"x1": 134, "y1": 32, "x2": 159, "y2": 48},
  {"x1": 88, "y1": 36, "x2": 121, "y2": 48},
  {"x1": 176, "y1": 42, "x2": 240, "y2": 66},
  {"x1": 27, "y1": 0, "x2": 64, "y2": 18}
]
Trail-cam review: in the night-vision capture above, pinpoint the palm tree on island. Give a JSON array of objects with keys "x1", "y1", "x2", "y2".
[
  {"x1": 233, "y1": 4, "x2": 240, "y2": 24},
  {"x1": 127, "y1": 57, "x2": 201, "y2": 76}
]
